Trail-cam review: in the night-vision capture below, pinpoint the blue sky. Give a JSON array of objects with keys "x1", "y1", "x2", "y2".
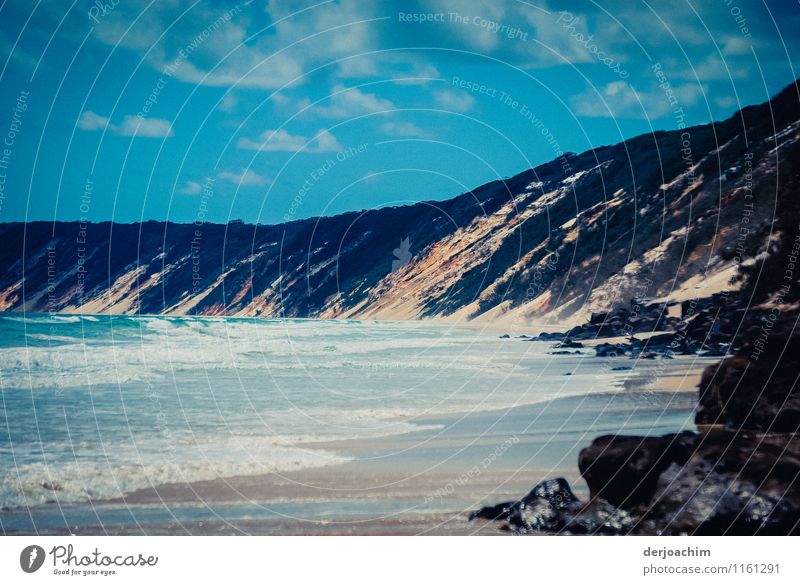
[{"x1": 0, "y1": 0, "x2": 798, "y2": 225}]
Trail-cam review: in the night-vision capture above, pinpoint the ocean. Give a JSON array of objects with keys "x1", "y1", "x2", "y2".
[{"x1": 0, "y1": 313, "x2": 696, "y2": 520}]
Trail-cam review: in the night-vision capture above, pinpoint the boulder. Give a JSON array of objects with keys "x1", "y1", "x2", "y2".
[
  {"x1": 469, "y1": 477, "x2": 579, "y2": 530},
  {"x1": 470, "y1": 477, "x2": 637, "y2": 534},
  {"x1": 594, "y1": 342, "x2": 630, "y2": 357},
  {"x1": 644, "y1": 432, "x2": 800, "y2": 535},
  {"x1": 696, "y1": 338, "x2": 800, "y2": 432},
  {"x1": 641, "y1": 332, "x2": 679, "y2": 353},
  {"x1": 589, "y1": 312, "x2": 610, "y2": 325},
  {"x1": 578, "y1": 432, "x2": 696, "y2": 508},
  {"x1": 535, "y1": 331, "x2": 565, "y2": 341}
]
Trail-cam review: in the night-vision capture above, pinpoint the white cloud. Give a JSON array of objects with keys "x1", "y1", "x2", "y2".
[
  {"x1": 85, "y1": 1, "x2": 382, "y2": 90},
  {"x1": 90, "y1": 4, "x2": 301, "y2": 89},
  {"x1": 336, "y1": 55, "x2": 380, "y2": 79},
  {"x1": 378, "y1": 121, "x2": 432, "y2": 139},
  {"x1": 311, "y1": 85, "x2": 394, "y2": 118},
  {"x1": 77, "y1": 110, "x2": 173, "y2": 137},
  {"x1": 219, "y1": 93, "x2": 238, "y2": 112},
  {"x1": 76, "y1": 0, "x2": 593, "y2": 89},
  {"x1": 313, "y1": 129, "x2": 343, "y2": 152},
  {"x1": 571, "y1": 81, "x2": 703, "y2": 120},
  {"x1": 271, "y1": 92, "x2": 292, "y2": 106},
  {"x1": 77, "y1": 111, "x2": 110, "y2": 131},
  {"x1": 237, "y1": 128, "x2": 343, "y2": 153},
  {"x1": 115, "y1": 116, "x2": 174, "y2": 137},
  {"x1": 45, "y1": 0, "x2": 788, "y2": 97},
  {"x1": 338, "y1": 56, "x2": 441, "y2": 86},
  {"x1": 218, "y1": 169, "x2": 270, "y2": 187},
  {"x1": 721, "y1": 35, "x2": 753, "y2": 56},
  {"x1": 433, "y1": 90, "x2": 475, "y2": 113},
  {"x1": 421, "y1": 0, "x2": 507, "y2": 52},
  {"x1": 238, "y1": 129, "x2": 305, "y2": 152},
  {"x1": 180, "y1": 181, "x2": 202, "y2": 195},
  {"x1": 691, "y1": 54, "x2": 749, "y2": 81},
  {"x1": 572, "y1": 82, "x2": 647, "y2": 119},
  {"x1": 391, "y1": 64, "x2": 441, "y2": 85}
]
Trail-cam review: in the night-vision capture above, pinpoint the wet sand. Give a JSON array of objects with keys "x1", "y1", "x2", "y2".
[{"x1": 1, "y1": 360, "x2": 710, "y2": 535}]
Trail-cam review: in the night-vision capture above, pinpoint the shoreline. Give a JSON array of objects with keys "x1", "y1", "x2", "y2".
[{"x1": 1, "y1": 361, "x2": 708, "y2": 535}]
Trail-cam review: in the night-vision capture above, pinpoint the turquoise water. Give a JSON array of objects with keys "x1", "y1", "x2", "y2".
[{"x1": 0, "y1": 313, "x2": 681, "y2": 511}]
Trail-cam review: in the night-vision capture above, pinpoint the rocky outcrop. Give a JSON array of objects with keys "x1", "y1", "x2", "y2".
[
  {"x1": 556, "y1": 301, "x2": 682, "y2": 341},
  {"x1": 696, "y1": 333, "x2": 800, "y2": 433},
  {"x1": 471, "y1": 430, "x2": 800, "y2": 535},
  {"x1": 469, "y1": 477, "x2": 637, "y2": 535},
  {"x1": 520, "y1": 295, "x2": 736, "y2": 358},
  {"x1": 578, "y1": 432, "x2": 696, "y2": 509},
  {"x1": 472, "y1": 323, "x2": 800, "y2": 535},
  {"x1": 643, "y1": 432, "x2": 800, "y2": 535}
]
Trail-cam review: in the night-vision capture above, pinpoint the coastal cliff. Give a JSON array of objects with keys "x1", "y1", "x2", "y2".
[{"x1": 2, "y1": 81, "x2": 799, "y2": 322}]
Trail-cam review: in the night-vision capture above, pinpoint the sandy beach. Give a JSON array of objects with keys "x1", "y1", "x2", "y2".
[{"x1": 1, "y1": 359, "x2": 710, "y2": 535}]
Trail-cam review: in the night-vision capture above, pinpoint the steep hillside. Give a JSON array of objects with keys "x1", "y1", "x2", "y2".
[{"x1": 2, "y1": 81, "x2": 798, "y2": 321}]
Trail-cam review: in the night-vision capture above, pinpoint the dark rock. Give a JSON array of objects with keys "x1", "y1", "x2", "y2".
[
  {"x1": 468, "y1": 501, "x2": 516, "y2": 522},
  {"x1": 645, "y1": 432, "x2": 800, "y2": 535},
  {"x1": 554, "y1": 339, "x2": 583, "y2": 348},
  {"x1": 680, "y1": 310, "x2": 734, "y2": 346},
  {"x1": 523, "y1": 477, "x2": 579, "y2": 505},
  {"x1": 471, "y1": 478, "x2": 582, "y2": 533},
  {"x1": 641, "y1": 332, "x2": 679, "y2": 352},
  {"x1": 696, "y1": 338, "x2": 800, "y2": 432},
  {"x1": 564, "y1": 324, "x2": 601, "y2": 340},
  {"x1": 469, "y1": 477, "x2": 578, "y2": 529},
  {"x1": 578, "y1": 432, "x2": 697, "y2": 509},
  {"x1": 554, "y1": 500, "x2": 637, "y2": 535},
  {"x1": 535, "y1": 331, "x2": 565, "y2": 341},
  {"x1": 589, "y1": 312, "x2": 610, "y2": 325},
  {"x1": 470, "y1": 477, "x2": 637, "y2": 534},
  {"x1": 612, "y1": 366, "x2": 632, "y2": 371},
  {"x1": 595, "y1": 342, "x2": 630, "y2": 357},
  {"x1": 698, "y1": 342, "x2": 729, "y2": 357},
  {"x1": 499, "y1": 334, "x2": 510, "y2": 339}
]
